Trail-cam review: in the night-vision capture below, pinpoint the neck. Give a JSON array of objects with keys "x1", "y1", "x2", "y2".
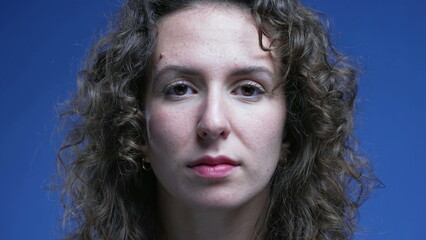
[{"x1": 157, "y1": 186, "x2": 269, "y2": 240}]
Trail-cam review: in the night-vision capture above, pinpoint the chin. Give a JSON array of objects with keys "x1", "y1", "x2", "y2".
[{"x1": 182, "y1": 189, "x2": 268, "y2": 212}]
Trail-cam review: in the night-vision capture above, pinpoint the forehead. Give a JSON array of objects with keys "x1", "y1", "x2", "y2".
[
  {"x1": 153, "y1": 4, "x2": 276, "y2": 75},
  {"x1": 156, "y1": 5, "x2": 256, "y2": 48},
  {"x1": 158, "y1": 3, "x2": 252, "y2": 31}
]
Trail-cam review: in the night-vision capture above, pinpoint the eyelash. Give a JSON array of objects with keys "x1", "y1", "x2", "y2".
[
  {"x1": 232, "y1": 80, "x2": 266, "y2": 99},
  {"x1": 162, "y1": 80, "x2": 266, "y2": 99},
  {"x1": 163, "y1": 80, "x2": 197, "y2": 97}
]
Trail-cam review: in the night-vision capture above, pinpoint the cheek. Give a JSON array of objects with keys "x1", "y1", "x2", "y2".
[
  {"x1": 240, "y1": 104, "x2": 286, "y2": 153},
  {"x1": 146, "y1": 106, "x2": 194, "y2": 156},
  {"x1": 252, "y1": 110, "x2": 286, "y2": 175}
]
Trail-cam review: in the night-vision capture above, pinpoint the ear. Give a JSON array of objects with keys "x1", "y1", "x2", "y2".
[
  {"x1": 141, "y1": 137, "x2": 149, "y2": 162},
  {"x1": 280, "y1": 141, "x2": 290, "y2": 162}
]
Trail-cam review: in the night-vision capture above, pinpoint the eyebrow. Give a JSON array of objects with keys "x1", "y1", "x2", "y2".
[
  {"x1": 153, "y1": 65, "x2": 275, "y2": 82},
  {"x1": 228, "y1": 66, "x2": 275, "y2": 79},
  {"x1": 152, "y1": 66, "x2": 201, "y2": 82}
]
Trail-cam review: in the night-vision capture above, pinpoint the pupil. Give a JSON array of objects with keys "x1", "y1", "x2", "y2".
[
  {"x1": 242, "y1": 86, "x2": 255, "y2": 96},
  {"x1": 174, "y1": 85, "x2": 187, "y2": 95}
]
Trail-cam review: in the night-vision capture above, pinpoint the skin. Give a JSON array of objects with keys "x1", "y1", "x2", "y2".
[{"x1": 144, "y1": 4, "x2": 286, "y2": 240}]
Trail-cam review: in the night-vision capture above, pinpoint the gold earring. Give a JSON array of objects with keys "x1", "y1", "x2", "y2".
[{"x1": 142, "y1": 158, "x2": 151, "y2": 171}]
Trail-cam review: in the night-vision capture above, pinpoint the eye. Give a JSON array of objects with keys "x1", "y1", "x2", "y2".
[
  {"x1": 232, "y1": 80, "x2": 266, "y2": 99},
  {"x1": 163, "y1": 80, "x2": 197, "y2": 97}
]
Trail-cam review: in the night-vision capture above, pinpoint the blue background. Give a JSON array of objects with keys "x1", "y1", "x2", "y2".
[{"x1": 1, "y1": 0, "x2": 425, "y2": 239}]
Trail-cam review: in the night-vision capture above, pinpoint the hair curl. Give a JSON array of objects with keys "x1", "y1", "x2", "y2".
[{"x1": 58, "y1": 0, "x2": 377, "y2": 239}]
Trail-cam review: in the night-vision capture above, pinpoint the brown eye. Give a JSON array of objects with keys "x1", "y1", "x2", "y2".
[
  {"x1": 173, "y1": 84, "x2": 188, "y2": 95},
  {"x1": 232, "y1": 81, "x2": 266, "y2": 100},
  {"x1": 164, "y1": 81, "x2": 196, "y2": 98},
  {"x1": 241, "y1": 85, "x2": 256, "y2": 96}
]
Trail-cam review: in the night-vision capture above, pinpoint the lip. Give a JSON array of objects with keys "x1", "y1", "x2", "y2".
[
  {"x1": 187, "y1": 155, "x2": 240, "y2": 179},
  {"x1": 188, "y1": 155, "x2": 239, "y2": 167}
]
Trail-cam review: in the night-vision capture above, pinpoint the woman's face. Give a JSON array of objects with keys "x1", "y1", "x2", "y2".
[{"x1": 145, "y1": 4, "x2": 286, "y2": 210}]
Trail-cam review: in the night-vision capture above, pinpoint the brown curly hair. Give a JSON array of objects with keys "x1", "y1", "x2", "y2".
[{"x1": 58, "y1": 0, "x2": 377, "y2": 239}]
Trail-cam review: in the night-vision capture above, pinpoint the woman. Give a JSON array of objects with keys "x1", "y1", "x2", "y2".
[{"x1": 58, "y1": 0, "x2": 376, "y2": 239}]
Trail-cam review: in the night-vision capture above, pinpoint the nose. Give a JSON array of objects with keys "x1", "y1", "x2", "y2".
[{"x1": 196, "y1": 92, "x2": 231, "y2": 140}]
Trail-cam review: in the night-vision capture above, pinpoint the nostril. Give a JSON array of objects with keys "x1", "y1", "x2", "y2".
[{"x1": 220, "y1": 129, "x2": 230, "y2": 138}]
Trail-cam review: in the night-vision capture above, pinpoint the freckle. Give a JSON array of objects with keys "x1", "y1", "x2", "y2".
[{"x1": 159, "y1": 53, "x2": 164, "y2": 59}]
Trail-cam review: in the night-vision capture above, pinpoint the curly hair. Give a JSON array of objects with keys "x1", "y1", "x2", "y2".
[{"x1": 58, "y1": 0, "x2": 377, "y2": 239}]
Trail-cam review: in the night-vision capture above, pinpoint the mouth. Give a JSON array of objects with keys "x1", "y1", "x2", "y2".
[
  {"x1": 187, "y1": 155, "x2": 240, "y2": 179},
  {"x1": 188, "y1": 155, "x2": 239, "y2": 167}
]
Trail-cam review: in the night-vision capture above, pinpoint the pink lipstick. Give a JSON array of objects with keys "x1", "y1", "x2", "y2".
[{"x1": 188, "y1": 155, "x2": 239, "y2": 178}]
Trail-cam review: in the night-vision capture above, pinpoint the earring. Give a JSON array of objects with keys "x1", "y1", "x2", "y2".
[{"x1": 142, "y1": 157, "x2": 151, "y2": 171}]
